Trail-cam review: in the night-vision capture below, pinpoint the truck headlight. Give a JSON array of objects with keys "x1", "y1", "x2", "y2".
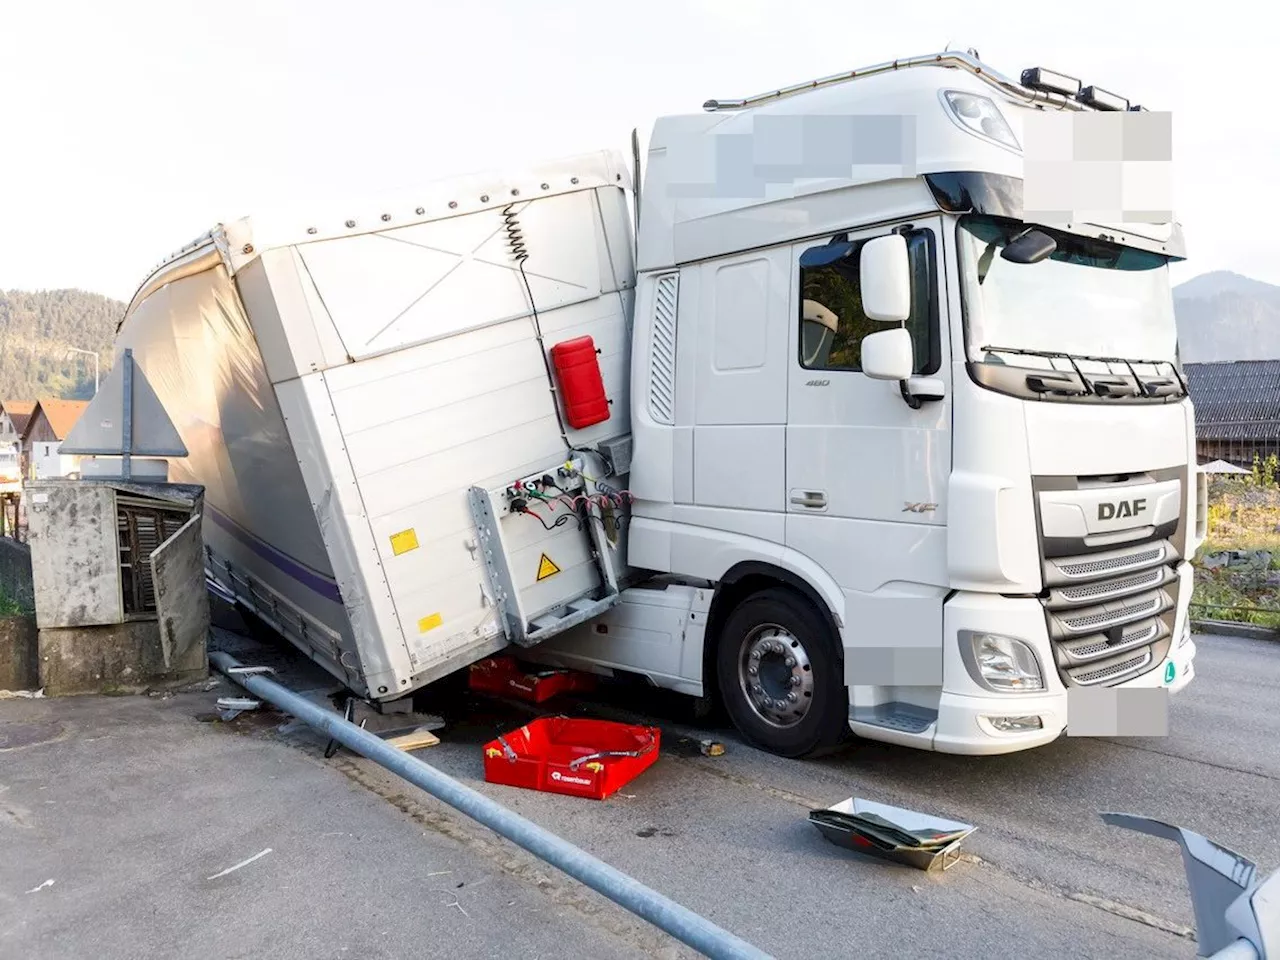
[{"x1": 961, "y1": 631, "x2": 1044, "y2": 692}]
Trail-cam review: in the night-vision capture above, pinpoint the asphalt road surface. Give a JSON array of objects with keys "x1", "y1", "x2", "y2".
[
  {"x1": 8, "y1": 630, "x2": 1272, "y2": 959},
  {"x1": 0, "y1": 689, "x2": 645, "y2": 960},
  {"x1": 221, "y1": 629, "x2": 1280, "y2": 960}
]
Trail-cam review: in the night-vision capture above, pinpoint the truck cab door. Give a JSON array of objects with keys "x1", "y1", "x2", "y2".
[{"x1": 785, "y1": 217, "x2": 952, "y2": 703}]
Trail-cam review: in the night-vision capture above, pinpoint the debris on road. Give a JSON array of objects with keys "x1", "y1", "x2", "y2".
[
  {"x1": 699, "y1": 739, "x2": 725, "y2": 757},
  {"x1": 1202, "y1": 549, "x2": 1274, "y2": 571},
  {"x1": 206, "y1": 847, "x2": 273, "y2": 881},
  {"x1": 322, "y1": 696, "x2": 445, "y2": 758},
  {"x1": 381, "y1": 726, "x2": 441, "y2": 751},
  {"x1": 468, "y1": 656, "x2": 596, "y2": 704},
  {"x1": 216, "y1": 697, "x2": 262, "y2": 721},
  {"x1": 0, "y1": 688, "x2": 44, "y2": 700},
  {"x1": 810, "y1": 798, "x2": 976, "y2": 872},
  {"x1": 483, "y1": 716, "x2": 660, "y2": 800}
]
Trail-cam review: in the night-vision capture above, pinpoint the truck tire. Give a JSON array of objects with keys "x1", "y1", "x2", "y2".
[{"x1": 715, "y1": 587, "x2": 847, "y2": 758}]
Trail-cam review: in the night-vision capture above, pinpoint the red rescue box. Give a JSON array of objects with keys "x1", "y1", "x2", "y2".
[
  {"x1": 468, "y1": 656, "x2": 596, "y2": 703},
  {"x1": 550, "y1": 336, "x2": 610, "y2": 429},
  {"x1": 483, "y1": 717, "x2": 661, "y2": 800}
]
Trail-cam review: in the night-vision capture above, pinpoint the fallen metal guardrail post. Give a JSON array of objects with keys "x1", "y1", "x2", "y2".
[{"x1": 210, "y1": 650, "x2": 773, "y2": 960}]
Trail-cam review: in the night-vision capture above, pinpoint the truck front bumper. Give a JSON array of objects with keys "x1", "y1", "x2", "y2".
[{"x1": 930, "y1": 588, "x2": 1197, "y2": 756}]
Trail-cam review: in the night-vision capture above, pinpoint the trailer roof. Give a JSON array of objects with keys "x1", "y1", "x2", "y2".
[{"x1": 126, "y1": 150, "x2": 630, "y2": 318}]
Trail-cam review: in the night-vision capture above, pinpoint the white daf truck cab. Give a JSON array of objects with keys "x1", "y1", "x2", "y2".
[{"x1": 528, "y1": 51, "x2": 1203, "y2": 757}]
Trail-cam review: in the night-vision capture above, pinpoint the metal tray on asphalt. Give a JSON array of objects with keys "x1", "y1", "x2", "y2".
[{"x1": 809, "y1": 797, "x2": 976, "y2": 872}]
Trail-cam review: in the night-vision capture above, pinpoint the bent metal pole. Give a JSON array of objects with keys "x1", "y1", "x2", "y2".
[{"x1": 210, "y1": 650, "x2": 772, "y2": 960}]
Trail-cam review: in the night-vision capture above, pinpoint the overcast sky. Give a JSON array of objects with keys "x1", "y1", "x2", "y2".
[{"x1": 1, "y1": 1, "x2": 1272, "y2": 302}]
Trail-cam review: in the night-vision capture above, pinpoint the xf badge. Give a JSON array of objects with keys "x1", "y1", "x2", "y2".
[{"x1": 903, "y1": 502, "x2": 938, "y2": 513}]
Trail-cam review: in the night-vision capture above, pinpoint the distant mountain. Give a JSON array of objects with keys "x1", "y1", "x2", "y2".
[
  {"x1": 1175, "y1": 271, "x2": 1280, "y2": 363},
  {"x1": 0, "y1": 289, "x2": 122, "y2": 402}
]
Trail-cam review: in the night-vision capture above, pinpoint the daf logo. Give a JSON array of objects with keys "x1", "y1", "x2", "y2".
[{"x1": 1098, "y1": 498, "x2": 1146, "y2": 521}]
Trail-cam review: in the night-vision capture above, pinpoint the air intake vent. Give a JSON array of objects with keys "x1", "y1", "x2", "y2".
[{"x1": 648, "y1": 273, "x2": 679, "y2": 425}]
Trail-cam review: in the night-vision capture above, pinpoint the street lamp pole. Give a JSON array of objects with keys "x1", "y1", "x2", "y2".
[{"x1": 66, "y1": 348, "x2": 99, "y2": 395}]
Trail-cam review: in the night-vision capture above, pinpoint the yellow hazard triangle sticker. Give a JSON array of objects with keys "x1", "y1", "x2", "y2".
[{"x1": 536, "y1": 553, "x2": 561, "y2": 581}]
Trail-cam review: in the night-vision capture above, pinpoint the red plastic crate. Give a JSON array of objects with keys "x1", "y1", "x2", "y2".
[
  {"x1": 483, "y1": 717, "x2": 661, "y2": 800},
  {"x1": 468, "y1": 656, "x2": 596, "y2": 704}
]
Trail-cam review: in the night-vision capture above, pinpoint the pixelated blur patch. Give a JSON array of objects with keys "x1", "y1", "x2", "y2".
[
  {"x1": 1066, "y1": 686, "x2": 1168, "y2": 737},
  {"x1": 665, "y1": 114, "x2": 919, "y2": 200},
  {"x1": 1023, "y1": 111, "x2": 1173, "y2": 224},
  {"x1": 845, "y1": 645, "x2": 942, "y2": 687}
]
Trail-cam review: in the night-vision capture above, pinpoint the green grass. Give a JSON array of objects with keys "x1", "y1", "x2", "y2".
[
  {"x1": 1192, "y1": 479, "x2": 1280, "y2": 626},
  {"x1": 0, "y1": 592, "x2": 27, "y2": 616},
  {"x1": 1191, "y1": 570, "x2": 1280, "y2": 628}
]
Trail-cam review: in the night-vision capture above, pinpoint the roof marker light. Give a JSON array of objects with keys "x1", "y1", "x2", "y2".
[
  {"x1": 1020, "y1": 67, "x2": 1082, "y2": 98},
  {"x1": 1079, "y1": 85, "x2": 1130, "y2": 111}
]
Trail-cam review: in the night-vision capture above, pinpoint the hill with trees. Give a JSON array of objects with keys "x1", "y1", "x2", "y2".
[{"x1": 0, "y1": 289, "x2": 123, "y2": 401}]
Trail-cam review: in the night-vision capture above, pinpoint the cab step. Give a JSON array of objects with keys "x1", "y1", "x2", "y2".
[{"x1": 850, "y1": 702, "x2": 938, "y2": 734}]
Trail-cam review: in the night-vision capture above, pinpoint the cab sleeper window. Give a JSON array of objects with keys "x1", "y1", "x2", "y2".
[{"x1": 798, "y1": 229, "x2": 940, "y2": 374}]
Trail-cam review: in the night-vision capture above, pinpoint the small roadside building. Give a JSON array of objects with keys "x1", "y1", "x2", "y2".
[
  {"x1": 1183, "y1": 360, "x2": 1280, "y2": 468},
  {"x1": 0, "y1": 399, "x2": 35, "y2": 453},
  {"x1": 22, "y1": 398, "x2": 91, "y2": 480},
  {"x1": 0, "y1": 400, "x2": 36, "y2": 483}
]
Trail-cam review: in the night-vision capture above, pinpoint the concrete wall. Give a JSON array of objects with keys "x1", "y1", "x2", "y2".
[
  {"x1": 26, "y1": 483, "x2": 122, "y2": 627},
  {"x1": 38, "y1": 620, "x2": 207, "y2": 696},
  {"x1": 0, "y1": 537, "x2": 34, "y2": 612},
  {"x1": 0, "y1": 615, "x2": 38, "y2": 689}
]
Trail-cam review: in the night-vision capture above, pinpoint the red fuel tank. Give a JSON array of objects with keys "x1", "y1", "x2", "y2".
[{"x1": 550, "y1": 336, "x2": 610, "y2": 429}]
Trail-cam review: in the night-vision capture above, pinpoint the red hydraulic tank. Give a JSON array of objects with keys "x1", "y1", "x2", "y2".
[{"x1": 550, "y1": 336, "x2": 610, "y2": 429}]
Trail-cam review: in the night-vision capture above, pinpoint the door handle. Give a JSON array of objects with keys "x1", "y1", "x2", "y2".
[{"x1": 790, "y1": 491, "x2": 827, "y2": 509}]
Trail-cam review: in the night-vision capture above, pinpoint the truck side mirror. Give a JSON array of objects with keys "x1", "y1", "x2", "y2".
[
  {"x1": 861, "y1": 327, "x2": 914, "y2": 382},
  {"x1": 860, "y1": 234, "x2": 911, "y2": 323}
]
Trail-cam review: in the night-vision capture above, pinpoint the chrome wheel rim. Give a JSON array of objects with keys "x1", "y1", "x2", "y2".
[{"x1": 737, "y1": 623, "x2": 815, "y2": 728}]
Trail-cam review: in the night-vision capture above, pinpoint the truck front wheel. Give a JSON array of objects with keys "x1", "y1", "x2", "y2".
[{"x1": 715, "y1": 588, "x2": 848, "y2": 758}]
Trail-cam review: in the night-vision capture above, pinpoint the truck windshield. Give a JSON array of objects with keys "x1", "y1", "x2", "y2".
[{"x1": 957, "y1": 215, "x2": 1177, "y2": 365}]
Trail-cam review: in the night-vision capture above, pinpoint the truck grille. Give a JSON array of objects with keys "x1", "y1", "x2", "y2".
[
  {"x1": 1056, "y1": 619, "x2": 1164, "y2": 665},
  {"x1": 1039, "y1": 537, "x2": 1180, "y2": 688},
  {"x1": 1056, "y1": 567, "x2": 1165, "y2": 604},
  {"x1": 1069, "y1": 649, "x2": 1153, "y2": 686},
  {"x1": 1054, "y1": 590, "x2": 1168, "y2": 636}
]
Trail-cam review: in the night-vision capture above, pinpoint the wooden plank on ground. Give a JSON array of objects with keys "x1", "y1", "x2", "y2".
[{"x1": 381, "y1": 726, "x2": 441, "y2": 751}]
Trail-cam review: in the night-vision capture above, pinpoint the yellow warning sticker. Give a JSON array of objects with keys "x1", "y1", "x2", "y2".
[
  {"x1": 536, "y1": 553, "x2": 561, "y2": 581},
  {"x1": 390, "y1": 528, "x2": 419, "y2": 556},
  {"x1": 417, "y1": 613, "x2": 443, "y2": 633}
]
